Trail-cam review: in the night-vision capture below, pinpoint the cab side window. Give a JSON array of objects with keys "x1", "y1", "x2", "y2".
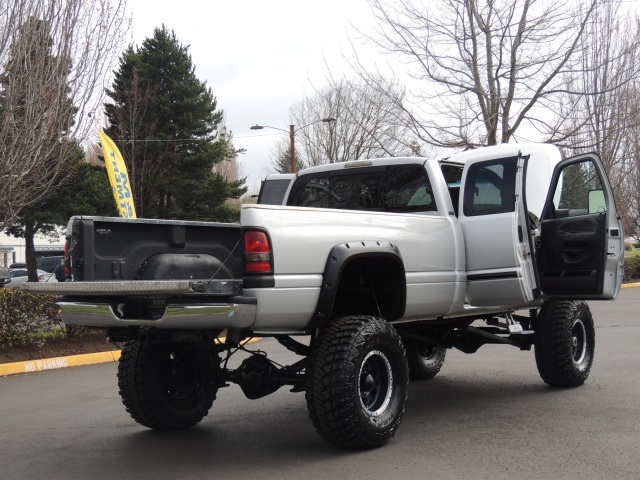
[
  {"x1": 385, "y1": 165, "x2": 435, "y2": 213},
  {"x1": 463, "y1": 158, "x2": 518, "y2": 216},
  {"x1": 551, "y1": 160, "x2": 604, "y2": 217}
]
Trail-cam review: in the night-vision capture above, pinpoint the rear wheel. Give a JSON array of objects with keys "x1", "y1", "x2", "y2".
[
  {"x1": 403, "y1": 337, "x2": 446, "y2": 380},
  {"x1": 534, "y1": 300, "x2": 595, "y2": 387},
  {"x1": 306, "y1": 316, "x2": 409, "y2": 449},
  {"x1": 117, "y1": 341, "x2": 218, "y2": 430}
]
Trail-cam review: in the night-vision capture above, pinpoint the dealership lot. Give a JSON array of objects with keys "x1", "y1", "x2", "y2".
[{"x1": 1, "y1": 289, "x2": 639, "y2": 480}]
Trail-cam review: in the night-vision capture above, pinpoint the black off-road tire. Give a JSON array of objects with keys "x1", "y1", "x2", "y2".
[
  {"x1": 305, "y1": 316, "x2": 409, "y2": 449},
  {"x1": 117, "y1": 341, "x2": 218, "y2": 430},
  {"x1": 534, "y1": 300, "x2": 595, "y2": 387},
  {"x1": 403, "y1": 337, "x2": 446, "y2": 380}
]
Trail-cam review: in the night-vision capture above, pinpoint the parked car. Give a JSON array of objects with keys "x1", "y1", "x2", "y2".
[
  {"x1": 0, "y1": 265, "x2": 9, "y2": 287},
  {"x1": 5, "y1": 268, "x2": 58, "y2": 288}
]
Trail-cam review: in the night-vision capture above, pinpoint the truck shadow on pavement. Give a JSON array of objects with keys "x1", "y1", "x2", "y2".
[{"x1": 68, "y1": 375, "x2": 565, "y2": 475}]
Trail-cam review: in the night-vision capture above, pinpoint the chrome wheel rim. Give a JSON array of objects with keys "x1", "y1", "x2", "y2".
[
  {"x1": 358, "y1": 350, "x2": 393, "y2": 416},
  {"x1": 571, "y1": 319, "x2": 588, "y2": 367}
]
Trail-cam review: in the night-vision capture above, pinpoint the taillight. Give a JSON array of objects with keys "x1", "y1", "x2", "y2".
[{"x1": 244, "y1": 230, "x2": 272, "y2": 273}]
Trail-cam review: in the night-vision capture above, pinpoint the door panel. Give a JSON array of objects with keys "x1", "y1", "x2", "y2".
[
  {"x1": 538, "y1": 153, "x2": 623, "y2": 299},
  {"x1": 538, "y1": 214, "x2": 606, "y2": 295}
]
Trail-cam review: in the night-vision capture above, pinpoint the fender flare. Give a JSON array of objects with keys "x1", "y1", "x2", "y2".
[{"x1": 308, "y1": 241, "x2": 406, "y2": 328}]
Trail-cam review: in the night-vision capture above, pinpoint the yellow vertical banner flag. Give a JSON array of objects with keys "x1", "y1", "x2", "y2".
[{"x1": 98, "y1": 131, "x2": 137, "y2": 219}]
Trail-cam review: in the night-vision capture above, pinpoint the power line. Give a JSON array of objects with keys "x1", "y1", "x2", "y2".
[{"x1": 99, "y1": 132, "x2": 285, "y2": 143}]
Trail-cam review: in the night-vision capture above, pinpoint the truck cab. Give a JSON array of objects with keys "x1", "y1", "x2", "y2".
[{"x1": 450, "y1": 144, "x2": 623, "y2": 307}]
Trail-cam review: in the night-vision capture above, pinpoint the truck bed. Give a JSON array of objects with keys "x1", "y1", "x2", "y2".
[{"x1": 65, "y1": 216, "x2": 243, "y2": 282}]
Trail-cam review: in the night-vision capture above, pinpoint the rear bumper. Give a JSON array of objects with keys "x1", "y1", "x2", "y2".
[{"x1": 60, "y1": 296, "x2": 257, "y2": 330}]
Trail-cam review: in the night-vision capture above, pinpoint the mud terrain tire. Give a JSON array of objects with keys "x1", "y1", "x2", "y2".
[
  {"x1": 403, "y1": 337, "x2": 446, "y2": 380},
  {"x1": 306, "y1": 316, "x2": 409, "y2": 449},
  {"x1": 118, "y1": 341, "x2": 217, "y2": 429},
  {"x1": 534, "y1": 300, "x2": 595, "y2": 387}
]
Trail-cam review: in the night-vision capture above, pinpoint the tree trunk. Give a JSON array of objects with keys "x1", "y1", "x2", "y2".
[{"x1": 24, "y1": 221, "x2": 38, "y2": 282}]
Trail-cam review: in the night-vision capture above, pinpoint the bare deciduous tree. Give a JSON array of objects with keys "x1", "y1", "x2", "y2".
[
  {"x1": 0, "y1": 0, "x2": 128, "y2": 230},
  {"x1": 624, "y1": 80, "x2": 640, "y2": 239},
  {"x1": 351, "y1": 0, "x2": 602, "y2": 149},
  {"x1": 270, "y1": 75, "x2": 419, "y2": 173},
  {"x1": 214, "y1": 116, "x2": 247, "y2": 209},
  {"x1": 550, "y1": 0, "x2": 640, "y2": 236}
]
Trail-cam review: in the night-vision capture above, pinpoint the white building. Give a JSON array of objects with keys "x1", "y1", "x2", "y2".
[{"x1": 0, "y1": 230, "x2": 64, "y2": 266}]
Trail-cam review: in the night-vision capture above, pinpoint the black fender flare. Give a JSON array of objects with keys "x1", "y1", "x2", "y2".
[{"x1": 308, "y1": 241, "x2": 406, "y2": 328}]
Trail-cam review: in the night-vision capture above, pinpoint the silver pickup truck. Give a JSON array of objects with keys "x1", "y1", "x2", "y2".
[{"x1": 26, "y1": 143, "x2": 624, "y2": 449}]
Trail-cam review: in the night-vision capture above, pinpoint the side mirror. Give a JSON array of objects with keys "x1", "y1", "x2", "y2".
[{"x1": 588, "y1": 190, "x2": 606, "y2": 214}]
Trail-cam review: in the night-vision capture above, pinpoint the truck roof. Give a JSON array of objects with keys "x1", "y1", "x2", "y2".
[
  {"x1": 297, "y1": 157, "x2": 435, "y2": 177},
  {"x1": 294, "y1": 143, "x2": 561, "y2": 178}
]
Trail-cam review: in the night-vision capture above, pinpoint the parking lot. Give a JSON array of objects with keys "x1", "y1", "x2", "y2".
[{"x1": 1, "y1": 289, "x2": 639, "y2": 480}]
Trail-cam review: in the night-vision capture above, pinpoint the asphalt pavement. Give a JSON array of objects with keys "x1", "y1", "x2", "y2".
[{"x1": 1, "y1": 289, "x2": 639, "y2": 480}]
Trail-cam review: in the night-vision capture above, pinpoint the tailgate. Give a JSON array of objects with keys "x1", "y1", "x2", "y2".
[
  {"x1": 22, "y1": 279, "x2": 243, "y2": 296},
  {"x1": 68, "y1": 216, "x2": 242, "y2": 281}
]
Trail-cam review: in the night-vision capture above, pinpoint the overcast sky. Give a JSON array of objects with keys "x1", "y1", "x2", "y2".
[{"x1": 130, "y1": 0, "x2": 376, "y2": 191}]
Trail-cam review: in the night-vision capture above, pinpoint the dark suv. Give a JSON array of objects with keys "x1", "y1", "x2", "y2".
[{"x1": 36, "y1": 256, "x2": 65, "y2": 282}]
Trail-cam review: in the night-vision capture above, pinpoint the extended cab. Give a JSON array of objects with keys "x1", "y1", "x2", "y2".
[{"x1": 25, "y1": 143, "x2": 623, "y2": 449}]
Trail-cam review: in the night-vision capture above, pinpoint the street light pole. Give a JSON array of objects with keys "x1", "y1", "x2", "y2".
[
  {"x1": 289, "y1": 125, "x2": 296, "y2": 174},
  {"x1": 250, "y1": 117, "x2": 336, "y2": 173}
]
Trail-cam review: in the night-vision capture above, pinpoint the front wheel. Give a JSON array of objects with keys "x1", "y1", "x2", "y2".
[
  {"x1": 306, "y1": 316, "x2": 409, "y2": 449},
  {"x1": 534, "y1": 300, "x2": 595, "y2": 387},
  {"x1": 117, "y1": 341, "x2": 218, "y2": 430}
]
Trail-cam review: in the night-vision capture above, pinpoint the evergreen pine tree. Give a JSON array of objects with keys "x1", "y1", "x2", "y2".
[{"x1": 105, "y1": 26, "x2": 246, "y2": 220}]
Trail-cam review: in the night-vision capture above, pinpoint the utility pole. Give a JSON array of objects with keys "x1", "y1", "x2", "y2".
[
  {"x1": 289, "y1": 125, "x2": 296, "y2": 173},
  {"x1": 250, "y1": 118, "x2": 336, "y2": 174}
]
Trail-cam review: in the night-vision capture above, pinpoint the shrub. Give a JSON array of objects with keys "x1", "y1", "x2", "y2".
[
  {"x1": 0, "y1": 289, "x2": 63, "y2": 348},
  {"x1": 623, "y1": 256, "x2": 640, "y2": 283}
]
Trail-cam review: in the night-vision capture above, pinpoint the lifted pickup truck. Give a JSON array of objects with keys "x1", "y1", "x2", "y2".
[{"x1": 26, "y1": 143, "x2": 623, "y2": 449}]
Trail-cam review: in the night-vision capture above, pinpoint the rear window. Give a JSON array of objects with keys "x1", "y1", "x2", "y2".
[
  {"x1": 287, "y1": 164, "x2": 436, "y2": 213},
  {"x1": 258, "y1": 179, "x2": 292, "y2": 205},
  {"x1": 10, "y1": 269, "x2": 27, "y2": 278}
]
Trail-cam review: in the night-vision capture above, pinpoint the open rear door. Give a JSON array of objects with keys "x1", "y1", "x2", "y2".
[
  {"x1": 537, "y1": 153, "x2": 623, "y2": 299},
  {"x1": 459, "y1": 150, "x2": 539, "y2": 307}
]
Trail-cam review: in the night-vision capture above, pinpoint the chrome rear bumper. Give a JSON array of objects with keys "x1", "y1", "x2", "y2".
[{"x1": 60, "y1": 298, "x2": 256, "y2": 330}]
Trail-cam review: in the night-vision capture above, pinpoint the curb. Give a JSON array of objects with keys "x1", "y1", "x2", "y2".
[
  {"x1": 621, "y1": 282, "x2": 640, "y2": 289},
  {"x1": 0, "y1": 337, "x2": 260, "y2": 378},
  {"x1": 0, "y1": 350, "x2": 121, "y2": 377}
]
